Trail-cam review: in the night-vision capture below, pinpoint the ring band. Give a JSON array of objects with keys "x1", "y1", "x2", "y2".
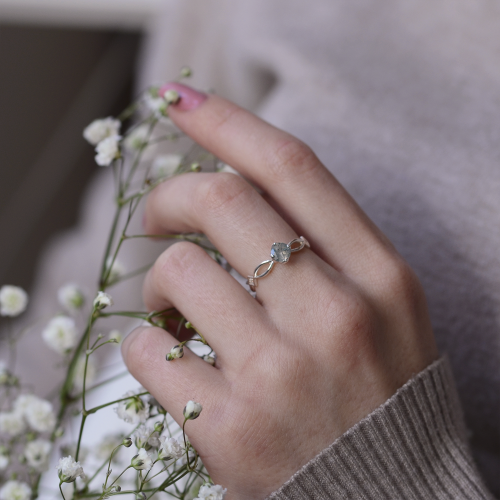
[{"x1": 247, "y1": 236, "x2": 310, "y2": 292}]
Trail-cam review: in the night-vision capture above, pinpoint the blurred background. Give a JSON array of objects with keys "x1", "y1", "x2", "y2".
[{"x1": 0, "y1": 0, "x2": 161, "y2": 292}]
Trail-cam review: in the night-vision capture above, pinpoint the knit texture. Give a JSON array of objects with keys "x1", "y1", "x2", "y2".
[{"x1": 268, "y1": 357, "x2": 494, "y2": 499}]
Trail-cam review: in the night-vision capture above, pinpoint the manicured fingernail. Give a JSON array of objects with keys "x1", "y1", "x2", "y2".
[{"x1": 159, "y1": 82, "x2": 207, "y2": 111}]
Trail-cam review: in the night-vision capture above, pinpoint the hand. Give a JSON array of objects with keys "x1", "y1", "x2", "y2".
[{"x1": 122, "y1": 83, "x2": 438, "y2": 499}]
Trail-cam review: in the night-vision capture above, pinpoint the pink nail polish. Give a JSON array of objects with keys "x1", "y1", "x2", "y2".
[{"x1": 159, "y1": 83, "x2": 207, "y2": 111}]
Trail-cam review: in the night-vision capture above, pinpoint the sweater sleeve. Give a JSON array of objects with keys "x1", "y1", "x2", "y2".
[{"x1": 267, "y1": 357, "x2": 495, "y2": 500}]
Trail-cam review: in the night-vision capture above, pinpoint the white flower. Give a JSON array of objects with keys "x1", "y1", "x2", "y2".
[
  {"x1": 195, "y1": 484, "x2": 227, "y2": 500},
  {"x1": 158, "y1": 436, "x2": 183, "y2": 461},
  {"x1": 57, "y1": 456, "x2": 85, "y2": 483},
  {"x1": 93, "y1": 291, "x2": 113, "y2": 310},
  {"x1": 0, "y1": 285, "x2": 28, "y2": 317},
  {"x1": 83, "y1": 117, "x2": 120, "y2": 146},
  {"x1": 58, "y1": 284, "x2": 85, "y2": 312},
  {"x1": 24, "y1": 439, "x2": 51, "y2": 472},
  {"x1": 124, "y1": 124, "x2": 150, "y2": 150},
  {"x1": 166, "y1": 344, "x2": 184, "y2": 361},
  {"x1": 0, "y1": 454, "x2": 9, "y2": 470},
  {"x1": 115, "y1": 391, "x2": 150, "y2": 424},
  {"x1": 73, "y1": 355, "x2": 96, "y2": 391},
  {"x1": 15, "y1": 394, "x2": 56, "y2": 433},
  {"x1": 131, "y1": 448, "x2": 153, "y2": 471},
  {"x1": 216, "y1": 163, "x2": 239, "y2": 175},
  {"x1": 183, "y1": 401, "x2": 202, "y2": 420},
  {"x1": 108, "y1": 329, "x2": 122, "y2": 343},
  {"x1": 202, "y1": 354, "x2": 215, "y2": 366},
  {"x1": 42, "y1": 316, "x2": 77, "y2": 355},
  {"x1": 144, "y1": 93, "x2": 167, "y2": 117},
  {"x1": 0, "y1": 412, "x2": 26, "y2": 436},
  {"x1": 0, "y1": 480, "x2": 32, "y2": 500},
  {"x1": 24, "y1": 396, "x2": 56, "y2": 433},
  {"x1": 151, "y1": 154, "x2": 182, "y2": 180},
  {"x1": 133, "y1": 424, "x2": 160, "y2": 450},
  {"x1": 105, "y1": 258, "x2": 125, "y2": 285},
  {"x1": 164, "y1": 89, "x2": 180, "y2": 104},
  {"x1": 95, "y1": 135, "x2": 121, "y2": 166}
]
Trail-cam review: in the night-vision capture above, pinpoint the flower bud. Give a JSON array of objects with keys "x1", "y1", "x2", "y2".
[
  {"x1": 114, "y1": 485, "x2": 121, "y2": 492},
  {"x1": 93, "y1": 291, "x2": 113, "y2": 311},
  {"x1": 190, "y1": 162, "x2": 201, "y2": 172},
  {"x1": 131, "y1": 448, "x2": 153, "y2": 471},
  {"x1": 154, "y1": 422, "x2": 164, "y2": 433},
  {"x1": 183, "y1": 401, "x2": 202, "y2": 421},
  {"x1": 202, "y1": 354, "x2": 216, "y2": 366},
  {"x1": 57, "y1": 456, "x2": 84, "y2": 483},
  {"x1": 136, "y1": 493, "x2": 147, "y2": 500},
  {"x1": 166, "y1": 344, "x2": 184, "y2": 361},
  {"x1": 164, "y1": 90, "x2": 180, "y2": 105},
  {"x1": 180, "y1": 66, "x2": 192, "y2": 78},
  {"x1": 122, "y1": 437, "x2": 132, "y2": 448}
]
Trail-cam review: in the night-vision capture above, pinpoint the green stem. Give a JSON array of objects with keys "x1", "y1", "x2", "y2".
[{"x1": 85, "y1": 392, "x2": 149, "y2": 415}]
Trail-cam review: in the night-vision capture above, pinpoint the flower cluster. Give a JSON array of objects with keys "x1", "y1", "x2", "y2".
[{"x1": 0, "y1": 70, "x2": 227, "y2": 499}]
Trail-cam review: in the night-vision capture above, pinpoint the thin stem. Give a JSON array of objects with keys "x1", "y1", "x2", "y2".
[
  {"x1": 59, "y1": 483, "x2": 66, "y2": 500},
  {"x1": 86, "y1": 392, "x2": 149, "y2": 415},
  {"x1": 75, "y1": 414, "x2": 87, "y2": 462}
]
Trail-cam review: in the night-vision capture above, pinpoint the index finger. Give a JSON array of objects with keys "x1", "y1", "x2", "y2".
[{"x1": 160, "y1": 83, "x2": 396, "y2": 284}]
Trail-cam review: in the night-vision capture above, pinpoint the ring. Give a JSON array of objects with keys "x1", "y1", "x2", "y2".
[{"x1": 246, "y1": 236, "x2": 310, "y2": 292}]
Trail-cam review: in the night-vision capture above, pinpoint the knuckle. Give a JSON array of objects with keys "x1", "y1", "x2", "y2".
[
  {"x1": 265, "y1": 137, "x2": 319, "y2": 182},
  {"x1": 153, "y1": 241, "x2": 203, "y2": 288},
  {"x1": 193, "y1": 173, "x2": 252, "y2": 216},
  {"x1": 123, "y1": 328, "x2": 160, "y2": 376},
  {"x1": 376, "y1": 256, "x2": 422, "y2": 305}
]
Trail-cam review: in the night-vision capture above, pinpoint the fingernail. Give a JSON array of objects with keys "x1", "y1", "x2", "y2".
[
  {"x1": 121, "y1": 326, "x2": 143, "y2": 360},
  {"x1": 159, "y1": 82, "x2": 207, "y2": 111}
]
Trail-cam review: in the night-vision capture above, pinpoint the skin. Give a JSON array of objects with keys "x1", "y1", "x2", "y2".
[{"x1": 121, "y1": 90, "x2": 438, "y2": 499}]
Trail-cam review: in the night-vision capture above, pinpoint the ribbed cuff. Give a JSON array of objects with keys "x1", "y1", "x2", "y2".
[{"x1": 268, "y1": 357, "x2": 494, "y2": 500}]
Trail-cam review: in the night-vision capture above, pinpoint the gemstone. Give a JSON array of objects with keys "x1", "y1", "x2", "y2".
[{"x1": 270, "y1": 242, "x2": 291, "y2": 263}]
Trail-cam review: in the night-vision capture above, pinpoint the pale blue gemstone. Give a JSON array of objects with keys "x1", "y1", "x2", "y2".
[{"x1": 270, "y1": 242, "x2": 291, "y2": 263}]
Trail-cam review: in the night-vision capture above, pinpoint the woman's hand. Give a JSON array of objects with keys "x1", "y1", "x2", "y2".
[{"x1": 122, "y1": 83, "x2": 438, "y2": 499}]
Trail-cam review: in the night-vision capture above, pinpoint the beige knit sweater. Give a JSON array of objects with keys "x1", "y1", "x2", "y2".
[{"x1": 17, "y1": 1, "x2": 500, "y2": 498}]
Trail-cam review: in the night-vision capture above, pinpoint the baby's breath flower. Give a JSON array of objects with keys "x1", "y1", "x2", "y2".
[
  {"x1": 122, "y1": 437, "x2": 132, "y2": 448},
  {"x1": 133, "y1": 424, "x2": 160, "y2": 450},
  {"x1": 0, "y1": 480, "x2": 32, "y2": 500},
  {"x1": 105, "y1": 258, "x2": 125, "y2": 285},
  {"x1": 95, "y1": 135, "x2": 121, "y2": 167},
  {"x1": 42, "y1": 316, "x2": 77, "y2": 355},
  {"x1": 202, "y1": 354, "x2": 215, "y2": 366},
  {"x1": 164, "y1": 89, "x2": 180, "y2": 105},
  {"x1": 83, "y1": 117, "x2": 120, "y2": 146},
  {"x1": 0, "y1": 285, "x2": 28, "y2": 317},
  {"x1": 144, "y1": 92, "x2": 167, "y2": 117},
  {"x1": 131, "y1": 448, "x2": 153, "y2": 471},
  {"x1": 115, "y1": 391, "x2": 150, "y2": 424},
  {"x1": 195, "y1": 484, "x2": 227, "y2": 500},
  {"x1": 183, "y1": 401, "x2": 202, "y2": 421},
  {"x1": 0, "y1": 412, "x2": 25, "y2": 437},
  {"x1": 151, "y1": 154, "x2": 182, "y2": 180},
  {"x1": 24, "y1": 396, "x2": 56, "y2": 433},
  {"x1": 124, "y1": 124, "x2": 150, "y2": 150},
  {"x1": 158, "y1": 436, "x2": 183, "y2": 461},
  {"x1": 73, "y1": 355, "x2": 96, "y2": 391},
  {"x1": 166, "y1": 344, "x2": 184, "y2": 361},
  {"x1": 24, "y1": 439, "x2": 51, "y2": 472},
  {"x1": 217, "y1": 163, "x2": 239, "y2": 175},
  {"x1": 108, "y1": 329, "x2": 122, "y2": 343},
  {"x1": 93, "y1": 291, "x2": 113, "y2": 310},
  {"x1": 58, "y1": 284, "x2": 85, "y2": 312},
  {"x1": 57, "y1": 456, "x2": 84, "y2": 483}
]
